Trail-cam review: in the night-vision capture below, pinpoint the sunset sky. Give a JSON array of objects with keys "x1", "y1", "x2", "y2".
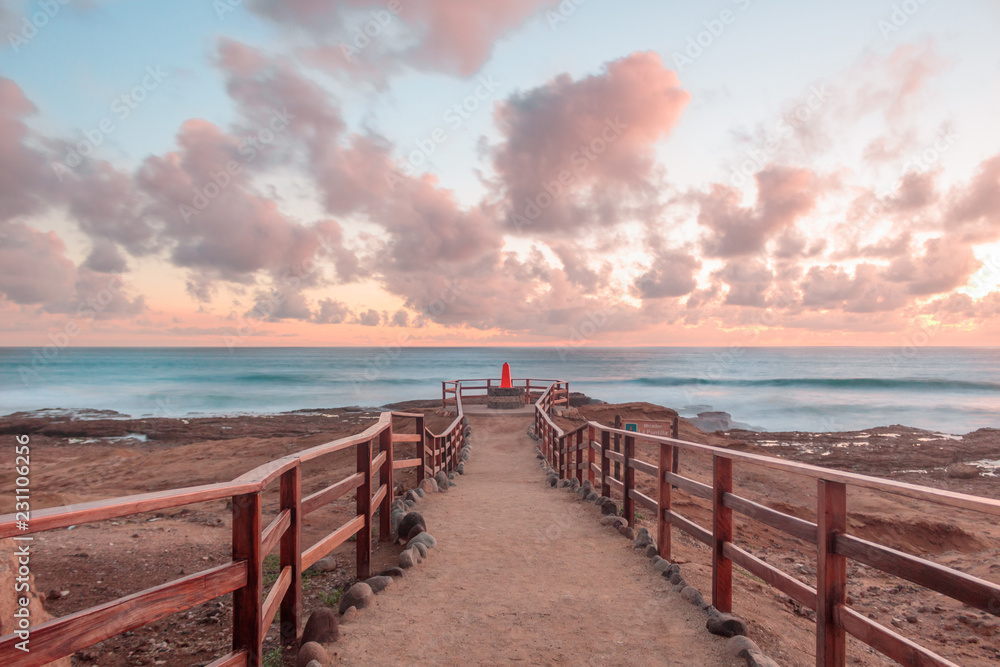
[{"x1": 1, "y1": 0, "x2": 999, "y2": 347}]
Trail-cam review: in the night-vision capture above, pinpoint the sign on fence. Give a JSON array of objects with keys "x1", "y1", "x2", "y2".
[{"x1": 623, "y1": 420, "x2": 675, "y2": 439}]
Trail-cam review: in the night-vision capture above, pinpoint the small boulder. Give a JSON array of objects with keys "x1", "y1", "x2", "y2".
[
  {"x1": 404, "y1": 499, "x2": 415, "y2": 508},
  {"x1": 585, "y1": 491, "x2": 599, "y2": 501},
  {"x1": 306, "y1": 557, "x2": 338, "y2": 573},
  {"x1": 600, "y1": 502, "x2": 619, "y2": 516},
  {"x1": 653, "y1": 558, "x2": 671, "y2": 573},
  {"x1": 377, "y1": 567, "x2": 405, "y2": 578},
  {"x1": 339, "y1": 582, "x2": 374, "y2": 614},
  {"x1": 297, "y1": 641, "x2": 330, "y2": 667},
  {"x1": 946, "y1": 463, "x2": 981, "y2": 479},
  {"x1": 340, "y1": 606, "x2": 358, "y2": 622},
  {"x1": 407, "y1": 524, "x2": 426, "y2": 541},
  {"x1": 726, "y1": 636, "x2": 760, "y2": 658},
  {"x1": 397, "y1": 512, "x2": 426, "y2": 541},
  {"x1": 707, "y1": 612, "x2": 748, "y2": 638},
  {"x1": 546, "y1": 474, "x2": 558, "y2": 488},
  {"x1": 617, "y1": 525, "x2": 636, "y2": 540},
  {"x1": 301, "y1": 608, "x2": 339, "y2": 644},
  {"x1": 644, "y1": 545, "x2": 659, "y2": 558},
  {"x1": 633, "y1": 528, "x2": 654, "y2": 549},
  {"x1": 435, "y1": 471, "x2": 450, "y2": 491},
  {"x1": 398, "y1": 549, "x2": 417, "y2": 569},
  {"x1": 364, "y1": 576, "x2": 394, "y2": 594},
  {"x1": 669, "y1": 571, "x2": 685, "y2": 585},
  {"x1": 457, "y1": 463, "x2": 465, "y2": 475},
  {"x1": 600, "y1": 515, "x2": 623, "y2": 527},
  {"x1": 680, "y1": 586, "x2": 706, "y2": 607},
  {"x1": 408, "y1": 532, "x2": 437, "y2": 549},
  {"x1": 418, "y1": 478, "x2": 439, "y2": 494},
  {"x1": 404, "y1": 490, "x2": 420, "y2": 503},
  {"x1": 413, "y1": 487, "x2": 425, "y2": 498},
  {"x1": 411, "y1": 541, "x2": 428, "y2": 558}
]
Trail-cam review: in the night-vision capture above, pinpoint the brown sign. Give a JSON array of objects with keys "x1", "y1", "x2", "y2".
[{"x1": 623, "y1": 419, "x2": 676, "y2": 439}]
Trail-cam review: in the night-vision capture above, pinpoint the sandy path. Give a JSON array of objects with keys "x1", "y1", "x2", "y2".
[{"x1": 330, "y1": 414, "x2": 740, "y2": 666}]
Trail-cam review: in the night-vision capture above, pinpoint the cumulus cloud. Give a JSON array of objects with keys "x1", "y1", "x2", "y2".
[
  {"x1": 0, "y1": 223, "x2": 76, "y2": 304},
  {"x1": 491, "y1": 52, "x2": 689, "y2": 233},
  {"x1": 246, "y1": 0, "x2": 558, "y2": 79},
  {"x1": 695, "y1": 166, "x2": 822, "y2": 258}
]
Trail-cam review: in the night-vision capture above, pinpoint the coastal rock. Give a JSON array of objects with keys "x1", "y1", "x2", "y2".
[
  {"x1": 407, "y1": 523, "x2": 426, "y2": 541},
  {"x1": 297, "y1": 642, "x2": 330, "y2": 667},
  {"x1": 397, "y1": 512, "x2": 426, "y2": 541},
  {"x1": 340, "y1": 606, "x2": 358, "y2": 622},
  {"x1": 946, "y1": 463, "x2": 981, "y2": 479},
  {"x1": 726, "y1": 636, "x2": 760, "y2": 657},
  {"x1": 585, "y1": 491, "x2": 599, "y2": 501},
  {"x1": 669, "y1": 571, "x2": 685, "y2": 585},
  {"x1": 404, "y1": 499, "x2": 415, "y2": 508},
  {"x1": 404, "y1": 490, "x2": 420, "y2": 503},
  {"x1": 546, "y1": 474, "x2": 559, "y2": 487},
  {"x1": 413, "y1": 487, "x2": 425, "y2": 498},
  {"x1": 301, "y1": 608, "x2": 339, "y2": 644},
  {"x1": 653, "y1": 558, "x2": 672, "y2": 573},
  {"x1": 339, "y1": 582, "x2": 374, "y2": 614},
  {"x1": 600, "y1": 501, "x2": 619, "y2": 516},
  {"x1": 411, "y1": 541, "x2": 428, "y2": 558},
  {"x1": 617, "y1": 524, "x2": 636, "y2": 539},
  {"x1": 457, "y1": 462, "x2": 465, "y2": 475},
  {"x1": 644, "y1": 545, "x2": 659, "y2": 558},
  {"x1": 418, "y1": 478, "x2": 439, "y2": 494}
]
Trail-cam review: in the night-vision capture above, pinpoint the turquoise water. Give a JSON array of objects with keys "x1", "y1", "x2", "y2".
[{"x1": 1, "y1": 347, "x2": 998, "y2": 433}]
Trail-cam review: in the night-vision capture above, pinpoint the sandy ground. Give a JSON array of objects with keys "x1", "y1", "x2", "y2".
[{"x1": 330, "y1": 412, "x2": 741, "y2": 666}]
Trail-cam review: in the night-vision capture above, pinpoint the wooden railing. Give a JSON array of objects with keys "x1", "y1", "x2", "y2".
[
  {"x1": 442, "y1": 377, "x2": 567, "y2": 408},
  {"x1": 531, "y1": 380, "x2": 1000, "y2": 667},
  {"x1": 0, "y1": 391, "x2": 468, "y2": 667}
]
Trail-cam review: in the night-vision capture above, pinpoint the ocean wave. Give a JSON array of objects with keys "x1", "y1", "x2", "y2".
[{"x1": 627, "y1": 377, "x2": 1000, "y2": 392}]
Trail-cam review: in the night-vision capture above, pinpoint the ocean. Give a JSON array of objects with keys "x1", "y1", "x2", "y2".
[{"x1": 1, "y1": 347, "x2": 998, "y2": 434}]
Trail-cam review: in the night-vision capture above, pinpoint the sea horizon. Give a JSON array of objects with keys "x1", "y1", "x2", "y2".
[{"x1": 3, "y1": 346, "x2": 998, "y2": 434}]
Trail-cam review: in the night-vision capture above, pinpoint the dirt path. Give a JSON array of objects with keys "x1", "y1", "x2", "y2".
[{"x1": 330, "y1": 414, "x2": 740, "y2": 666}]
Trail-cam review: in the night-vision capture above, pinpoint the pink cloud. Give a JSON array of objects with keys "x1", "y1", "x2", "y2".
[{"x1": 492, "y1": 51, "x2": 690, "y2": 233}]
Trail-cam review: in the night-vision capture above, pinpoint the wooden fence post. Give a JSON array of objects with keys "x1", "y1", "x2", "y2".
[
  {"x1": 587, "y1": 426, "x2": 596, "y2": 486},
  {"x1": 232, "y1": 491, "x2": 263, "y2": 666},
  {"x1": 558, "y1": 435, "x2": 566, "y2": 479},
  {"x1": 415, "y1": 415, "x2": 425, "y2": 483},
  {"x1": 613, "y1": 414, "x2": 622, "y2": 481},
  {"x1": 279, "y1": 467, "x2": 301, "y2": 645},
  {"x1": 658, "y1": 443, "x2": 672, "y2": 561},
  {"x1": 356, "y1": 438, "x2": 373, "y2": 580},
  {"x1": 672, "y1": 417, "x2": 680, "y2": 480},
  {"x1": 378, "y1": 424, "x2": 393, "y2": 542},
  {"x1": 575, "y1": 429, "x2": 584, "y2": 484},
  {"x1": 600, "y1": 430, "x2": 611, "y2": 497},
  {"x1": 623, "y1": 434, "x2": 635, "y2": 526},
  {"x1": 817, "y1": 480, "x2": 847, "y2": 667},
  {"x1": 713, "y1": 455, "x2": 733, "y2": 613}
]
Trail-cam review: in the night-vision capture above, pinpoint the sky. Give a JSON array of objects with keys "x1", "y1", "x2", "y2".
[{"x1": 1, "y1": 0, "x2": 999, "y2": 347}]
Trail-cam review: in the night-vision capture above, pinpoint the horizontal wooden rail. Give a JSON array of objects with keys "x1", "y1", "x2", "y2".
[
  {"x1": 834, "y1": 534, "x2": 1000, "y2": 614},
  {"x1": 261, "y1": 509, "x2": 290, "y2": 557},
  {"x1": 301, "y1": 473, "x2": 365, "y2": 516},
  {"x1": 0, "y1": 561, "x2": 247, "y2": 665},
  {"x1": 393, "y1": 457, "x2": 422, "y2": 470},
  {"x1": 724, "y1": 542, "x2": 817, "y2": 610},
  {"x1": 724, "y1": 492, "x2": 818, "y2": 545},
  {"x1": 206, "y1": 650, "x2": 248, "y2": 667},
  {"x1": 664, "y1": 471, "x2": 712, "y2": 500},
  {"x1": 666, "y1": 509, "x2": 712, "y2": 546},
  {"x1": 371, "y1": 450, "x2": 387, "y2": 471},
  {"x1": 392, "y1": 433, "x2": 422, "y2": 443},
  {"x1": 260, "y1": 566, "x2": 291, "y2": 636},
  {"x1": 834, "y1": 605, "x2": 959, "y2": 667},
  {"x1": 0, "y1": 481, "x2": 259, "y2": 538},
  {"x1": 629, "y1": 457, "x2": 657, "y2": 477},
  {"x1": 371, "y1": 484, "x2": 387, "y2": 514},
  {"x1": 302, "y1": 514, "x2": 366, "y2": 571},
  {"x1": 629, "y1": 489, "x2": 657, "y2": 512}
]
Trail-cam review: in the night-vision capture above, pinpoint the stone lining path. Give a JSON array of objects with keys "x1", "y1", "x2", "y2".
[{"x1": 329, "y1": 413, "x2": 740, "y2": 665}]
